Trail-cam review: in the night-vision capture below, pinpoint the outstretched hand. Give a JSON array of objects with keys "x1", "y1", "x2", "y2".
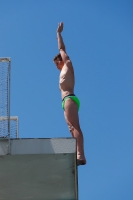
[{"x1": 57, "y1": 22, "x2": 63, "y2": 33}]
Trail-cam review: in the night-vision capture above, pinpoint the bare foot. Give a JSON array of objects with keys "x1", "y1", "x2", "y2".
[
  {"x1": 77, "y1": 159, "x2": 86, "y2": 166},
  {"x1": 77, "y1": 154, "x2": 86, "y2": 166}
]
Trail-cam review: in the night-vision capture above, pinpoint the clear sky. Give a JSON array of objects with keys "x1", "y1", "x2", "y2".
[{"x1": 0, "y1": 0, "x2": 133, "y2": 199}]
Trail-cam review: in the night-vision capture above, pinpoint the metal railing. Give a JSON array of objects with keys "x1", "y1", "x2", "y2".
[
  {"x1": 0, "y1": 58, "x2": 11, "y2": 138},
  {"x1": 0, "y1": 116, "x2": 19, "y2": 138}
]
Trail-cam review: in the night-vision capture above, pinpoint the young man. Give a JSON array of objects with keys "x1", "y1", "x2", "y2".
[{"x1": 53, "y1": 22, "x2": 86, "y2": 166}]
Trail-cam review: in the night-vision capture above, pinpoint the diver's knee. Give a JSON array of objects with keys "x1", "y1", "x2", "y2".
[
  {"x1": 68, "y1": 124, "x2": 74, "y2": 133},
  {"x1": 73, "y1": 122, "x2": 81, "y2": 131}
]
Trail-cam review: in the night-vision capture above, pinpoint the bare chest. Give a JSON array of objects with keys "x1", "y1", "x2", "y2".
[{"x1": 60, "y1": 65, "x2": 74, "y2": 79}]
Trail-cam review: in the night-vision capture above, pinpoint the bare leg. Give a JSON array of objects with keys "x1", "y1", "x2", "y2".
[{"x1": 64, "y1": 98, "x2": 86, "y2": 165}]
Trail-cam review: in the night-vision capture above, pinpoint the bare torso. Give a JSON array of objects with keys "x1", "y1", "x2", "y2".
[{"x1": 59, "y1": 63, "x2": 75, "y2": 99}]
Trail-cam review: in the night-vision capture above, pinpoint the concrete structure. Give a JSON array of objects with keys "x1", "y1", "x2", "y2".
[{"x1": 0, "y1": 138, "x2": 78, "y2": 200}]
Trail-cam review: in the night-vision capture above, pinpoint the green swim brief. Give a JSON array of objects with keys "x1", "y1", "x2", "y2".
[{"x1": 62, "y1": 94, "x2": 80, "y2": 111}]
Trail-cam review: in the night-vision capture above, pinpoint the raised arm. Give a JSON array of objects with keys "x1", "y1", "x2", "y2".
[{"x1": 57, "y1": 22, "x2": 71, "y2": 64}]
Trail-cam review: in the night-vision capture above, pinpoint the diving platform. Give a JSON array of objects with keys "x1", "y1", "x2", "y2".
[{"x1": 0, "y1": 138, "x2": 78, "y2": 200}]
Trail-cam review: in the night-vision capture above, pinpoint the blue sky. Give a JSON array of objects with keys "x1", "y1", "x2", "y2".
[{"x1": 0, "y1": 1, "x2": 133, "y2": 199}]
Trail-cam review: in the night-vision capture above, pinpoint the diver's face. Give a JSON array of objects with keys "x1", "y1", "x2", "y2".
[{"x1": 54, "y1": 59, "x2": 64, "y2": 70}]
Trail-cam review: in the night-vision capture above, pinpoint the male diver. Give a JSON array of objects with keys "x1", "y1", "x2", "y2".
[{"x1": 53, "y1": 22, "x2": 86, "y2": 166}]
